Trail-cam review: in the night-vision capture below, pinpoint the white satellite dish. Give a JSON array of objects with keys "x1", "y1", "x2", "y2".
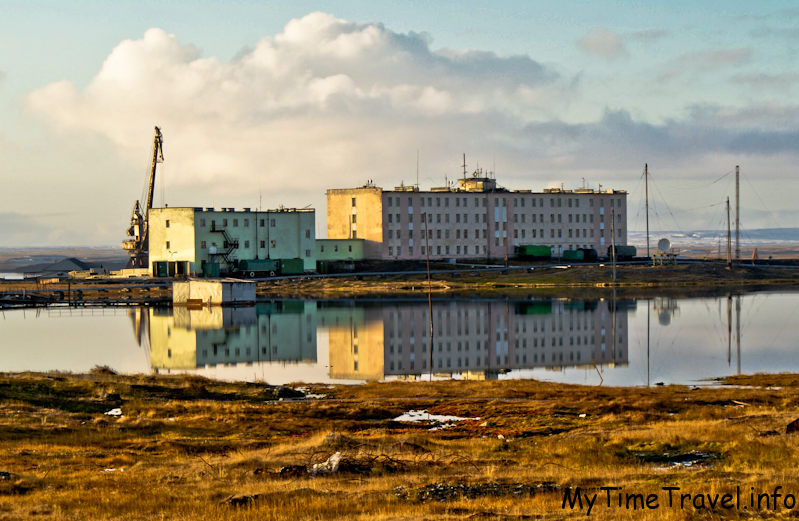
[
  {"x1": 657, "y1": 238, "x2": 671, "y2": 253},
  {"x1": 209, "y1": 246, "x2": 217, "y2": 254}
]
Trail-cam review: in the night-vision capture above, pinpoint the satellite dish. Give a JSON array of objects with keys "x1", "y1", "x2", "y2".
[
  {"x1": 209, "y1": 246, "x2": 217, "y2": 254},
  {"x1": 657, "y1": 238, "x2": 671, "y2": 253}
]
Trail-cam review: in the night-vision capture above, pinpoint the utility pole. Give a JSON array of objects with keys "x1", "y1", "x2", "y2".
[
  {"x1": 735, "y1": 165, "x2": 740, "y2": 263},
  {"x1": 726, "y1": 197, "x2": 731, "y2": 269},
  {"x1": 644, "y1": 164, "x2": 650, "y2": 258}
]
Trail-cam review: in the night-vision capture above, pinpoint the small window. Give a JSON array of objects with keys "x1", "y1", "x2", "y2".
[
  {"x1": 200, "y1": 219, "x2": 205, "y2": 227},
  {"x1": 233, "y1": 219, "x2": 238, "y2": 227},
  {"x1": 270, "y1": 219, "x2": 275, "y2": 227},
  {"x1": 260, "y1": 219, "x2": 265, "y2": 227},
  {"x1": 244, "y1": 219, "x2": 249, "y2": 227},
  {"x1": 166, "y1": 241, "x2": 170, "y2": 249},
  {"x1": 201, "y1": 241, "x2": 206, "y2": 248},
  {"x1": 306, "y1": 249, "x2": 311, "y2": 257},
  {"x1": 260, "y1": 240, "x2": 265, "y2": 248},
  {"x1": 352, "y1": 215, "x2": 356, "y2": 223},
  {"x1": 320, "y1": 245, "x2": 325, "y2": 252},
  {"x1": 223, "y1": 219, "x2": 228, "y2": 227},
  {"x1": 388, "y1": 198, "x2": 392, "y2": 207},
  {"x1": 306, "y1": 229, "x2": 311, "y2": 238},
  {"x1": 244, "y1": 240, "x2": 250, "y2": 248},
  {"x1": 165, "y1": 220, "x2": 170, "y2": 228},
  {"x1": 348, "y1": 245, "x2": 352, "y2": 252},
  {"x1": 270, "y1": 240, "x2": 276, "y2": 247},
  {"x1": 352, "y1": 197, "x2": 356, "y2": 207}
]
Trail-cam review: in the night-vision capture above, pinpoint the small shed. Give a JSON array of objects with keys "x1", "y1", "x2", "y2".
[{"x1": 173, "y1": 278, "x2": 255, "y2": 306}]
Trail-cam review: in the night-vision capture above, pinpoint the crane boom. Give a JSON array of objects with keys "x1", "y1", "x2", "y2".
[{"x1": 122, "y1": 126, "x2": 164, "y2": 270}]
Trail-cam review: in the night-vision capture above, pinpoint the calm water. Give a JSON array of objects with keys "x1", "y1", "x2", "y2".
[{"x1": 2, "y1": 292, "x2": 798, "y2": 386}]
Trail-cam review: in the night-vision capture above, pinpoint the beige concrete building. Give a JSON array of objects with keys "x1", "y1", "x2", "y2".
[
  {"x1": 327, "y1": 175, "x2": 627, "y2": 260},
  {"x1": 148, "y1": 206, "x2": 316, "y2": 276}
]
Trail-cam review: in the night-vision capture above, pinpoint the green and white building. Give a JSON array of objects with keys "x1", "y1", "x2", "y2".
[{"x1": 148, "y1": 207, "x2": 316, "y2": 276}]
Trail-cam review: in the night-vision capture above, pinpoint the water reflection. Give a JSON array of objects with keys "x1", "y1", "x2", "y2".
[
  {"x1": 6, "y1": 291, "x2": 795, "y2": 386},
  {"x1": 147, "y1": 299, "x2": 631, "y2": 381}
]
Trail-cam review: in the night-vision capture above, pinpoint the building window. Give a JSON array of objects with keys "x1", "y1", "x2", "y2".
[
  {"x1": 397, "y1": 230, "x2": 402, "y2": 239},
  {"x1": 270, "y1": 240, "x2": 276, "y2": 247},
  {"x1": 166, "y1": 241, "x2": 170, "y2": 249},
  {"x1": 437, "y1": 230, "x2": 441, "y2": 239},
  {"x1": 270, "y1": 219, "x2": 275, "y2": 227},
  {"x1": 244, "y1": 219, "x2": 249, "y2": 227},
  {"x1": 421, "y1": 246, "x2": 425, "y2": 255},
  {"x1": 397, "y1": 247, "x2": 401, "y2": 255},
  {"x1": 558, "y1": 230, "x2": 562, "y2": 238},
  {"x1": 437, "y1": 246, "x2": 441, "y2": 254},
  {"x1": 348, "y1": 245, "x2": 352, "y2": 252},
  {"x1": 388, "y1": 214, "x2": 393, "y2": 223},
  {"x1": 201, "y1": 241, "x2": 206, "y2": 248},
  {"x1": 260, "y1": 219, "x2": 265, "y2": 227},
  {"x1": 456, "y1": 245, "x2": 461, "y2": 254},
  {"x1": 576, "y1": 199, "x2": 580, "y2": 208},
  {"x1": 306, "y1": 229, "x2": 311, "y2": 238},
  {"x1": 464, "y1": 230, "x2": 468, "y2": 239},
  {"x1": 408, "y1": 197, "x2": 413, "y2": 206},
  {"x1": 334, "y1": 245, "x2": 338, "y2": 252},
  {"x1": 352, "y1": 231, "x2": 357, "y2": 239},
  {"x1": 456, "y1": 214, "x2": 460, "y2": 223},
  {"x1": 260, "y1": 240, "x2": 265, "y2": 248},
  {"x1": 445, "y1": 198, "x2": 449, "y2": 207},
  {"x1": 445, "y1": 214, "x2": 450, "y2": 223},
  {"x1": 244, "y1": 240, "x2": 250, "y2": 248},
  {"x1": 306, "y1": 249, "x2": 311, "y2": 257},
  {"x1": 464, "y1": 246, "x2": 468, "y2": 254},
  {"x1": 395, "y1": 197, "x2": 400, "y2": 206},
  {"x1": 165, "y1": 220, "x2": 170, "y2": 228},
  {"x1": 352, "y1": 197, "x2": 356, "y2": 207},
  {"x1": 456, "y1": 230, "x2": 461, "y2": 239},
  {"x1": 389, "y1": 246, "x2": 393, "y2": 255},
  {"x1": 200, "y1": 219, "x2": 205, "y2": 227},
  {"x1": 445, "y1": 246, "x2": 450, "y2": 254},
  {"x1": 222, "y1": 219, "x2": 228, "y2": 227},
  {"x1": 388, "y1": 197, "x2": 392, "y2": 207},
  {"x1": 321, "y1": 245, "x2": 325, "y2": 252},
  {"x1": 436, "y1": 197, "x2": 441, "y2": 207},
  {"x1": 352, "y1": 214, "x2": 356, "y2": 223}
]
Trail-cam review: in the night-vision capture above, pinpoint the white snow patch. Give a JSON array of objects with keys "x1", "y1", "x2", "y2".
[{"x1": 393, "y1": 410, "x2": 479, "y2": 430}]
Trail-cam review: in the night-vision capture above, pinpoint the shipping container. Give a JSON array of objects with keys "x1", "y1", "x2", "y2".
[
  {"x1": 607, "y1": 245, "x2": 637, "y2": 260},
  {"x1": 562, "y1": 250, "x2": 585, "y2": 261},
  {"x1": 279, "y1": 258, "x2": 305, "y2": 275},
  {"x1": 515, "y1": 245, "x2": 552, "y2": 259}
]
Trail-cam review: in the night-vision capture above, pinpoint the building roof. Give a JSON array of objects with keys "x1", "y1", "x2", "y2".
[{"x1": 42, "y1": 258, "x2": 91, "y2": 273}]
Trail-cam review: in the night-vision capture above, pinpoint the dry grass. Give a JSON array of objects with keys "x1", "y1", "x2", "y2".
[{"x1": 2, "y1": 372, "x2": 799, "y2": 519}]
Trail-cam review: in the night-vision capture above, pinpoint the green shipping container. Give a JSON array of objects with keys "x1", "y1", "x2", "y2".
[
  {"x1": 516, "y1": 245, "x2": 552, "y2": 258},
  {"x1": 239, "y1": 259, "x2": 279, "y2": 272},
  {"x1": 562, "y1": 250, "x2": 585, "y2": 261},
  {"x1": 607, "y1": 245, "x2": 637, "y2": 259},
  {"x1": 279, "y1": 258, "x2": 305, "y2": 275}
]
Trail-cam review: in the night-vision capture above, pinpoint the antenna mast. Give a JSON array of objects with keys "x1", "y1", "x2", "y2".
[
  {"x1": 462, "y1": 153, "x2": 467, "y2": 180},
  {"x1": 644, "y1": 164, "x2": 650, "y2": 258}
]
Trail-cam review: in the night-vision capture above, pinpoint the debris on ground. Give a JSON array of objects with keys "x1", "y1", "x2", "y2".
[
  {"x1": 635, "y1": 451, "x2": 718, "y2": 469},
  {"x1": 395, "y1": 482, "x2": 560, "y2": 502},
  {"x1": 309, "y1": 452, "x2": 342, "y2": 476}
]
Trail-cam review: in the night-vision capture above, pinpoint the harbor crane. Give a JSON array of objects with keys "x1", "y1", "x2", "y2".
[{"x1": 122, "y1": 126, "x2": 164, "y2": 269}]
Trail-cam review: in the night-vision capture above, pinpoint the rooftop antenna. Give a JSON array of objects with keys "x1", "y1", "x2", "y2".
[
  {"x1": 416, "y1": 150, "x2": 420, "y2": 189},
  {"x1": 582, "y1": 177, "x2": 585, "y2": 189},
  {"x1": 735, "y1": 165, "x2": 740, "y2": 263},
  {"x1": 462, "y1": 153, "x2": 467, "y2": 180}
]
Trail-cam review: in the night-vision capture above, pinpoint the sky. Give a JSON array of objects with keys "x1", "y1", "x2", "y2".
[{"x1": 1, "y1": 0, "x2": 798, "y2": 246}]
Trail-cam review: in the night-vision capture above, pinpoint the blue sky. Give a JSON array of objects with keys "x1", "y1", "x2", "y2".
[{"x1": 1, "y1": 1, "x2": 798, "y2": 245}]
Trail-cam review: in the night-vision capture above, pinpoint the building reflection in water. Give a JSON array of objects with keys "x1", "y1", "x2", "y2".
[{"x1": 146, "y1": 299, "x2": 631, "y2": 381}]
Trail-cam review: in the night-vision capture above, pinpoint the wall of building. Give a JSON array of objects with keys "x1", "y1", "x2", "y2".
[
  {"x1": 327, "y1": 186, "x2": 384, "y2": 258},
  {"x1": 356, "y1": 185, "x2": 627, "y2": 261},
  {"x1": 316, "y1": 239, "x2": 364, "y2": 261},
  {"x1": 149, "y1": 208, "x2": 196, "y2": 273},
  {"x1": 150, "y1": 207, "x2": 316, "y2": 275}
]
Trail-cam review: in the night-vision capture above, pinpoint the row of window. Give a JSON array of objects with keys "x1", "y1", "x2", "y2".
[
  {"x1": 195, "y1": 217, "x2": 312, "y2": 236},
  {"x1": 383, "y1": 196, "x2": 624, "y2": 208},
  {"x1": 385, "y1": 212, "x2": 622, "y2": 225}
]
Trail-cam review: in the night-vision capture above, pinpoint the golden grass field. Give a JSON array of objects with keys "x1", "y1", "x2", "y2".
[{"x1": 3, "y1": 371, "x2": 799, "y2": 519}]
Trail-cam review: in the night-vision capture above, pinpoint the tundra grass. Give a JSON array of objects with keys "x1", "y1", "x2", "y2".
[{"x1": 1, "y1": 372, "x2": 798, "y2": 519}]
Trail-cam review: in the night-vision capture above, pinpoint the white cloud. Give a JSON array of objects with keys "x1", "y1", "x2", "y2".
[
  {"x1": 577, "y1": 28, "x2": 628, "y2": 60},
  {"x1": 27, "y1": 14, "x2": 568, "y2": 200}
]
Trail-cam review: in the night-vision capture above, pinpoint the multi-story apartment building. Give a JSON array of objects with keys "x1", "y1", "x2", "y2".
[
  {"x1": 327, "y1": 175, "x2": 627, "y2": 260},
  {"x1": 148, "y1": 207, "x2": 316, "y2": 276}
]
